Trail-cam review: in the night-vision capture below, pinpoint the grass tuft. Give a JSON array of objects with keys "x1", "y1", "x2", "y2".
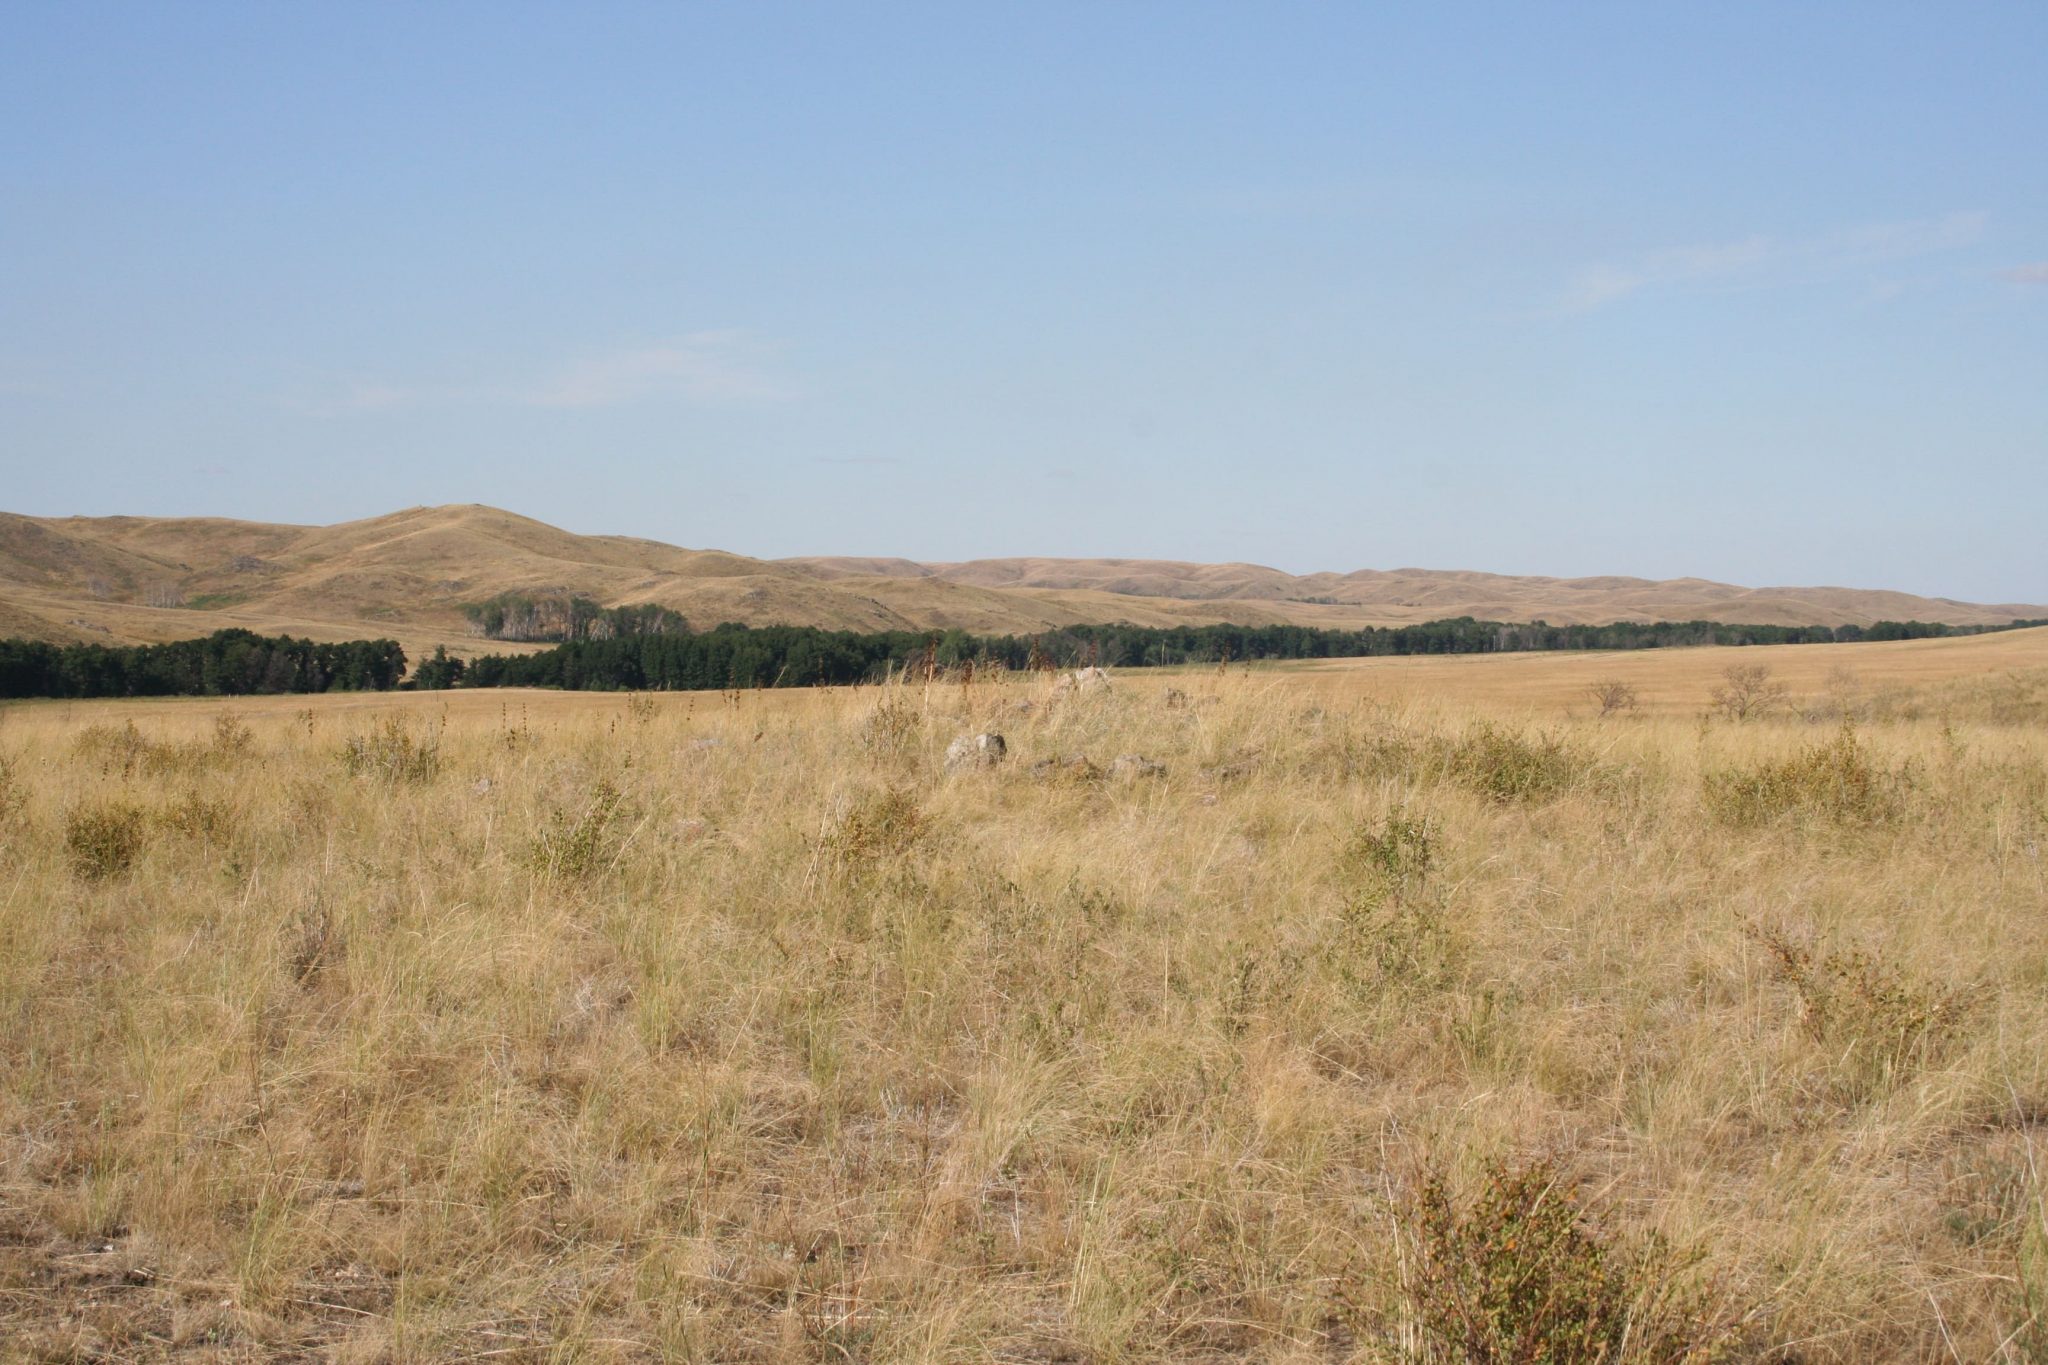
[
  {"x1": 528, "y1": 778, "x2": 632, "y2": 878},
  {"x1": 338, "y1": 714, "x2": 441, "y2": 783}
]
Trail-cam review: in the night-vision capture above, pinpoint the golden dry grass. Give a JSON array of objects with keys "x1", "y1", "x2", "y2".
[
  {"x1": 1283, "y1": 625, "x2": 2048, "y2": 715},
  {"x1": 2, "y1": 634, "x2": 2046, "y2": 1361}
]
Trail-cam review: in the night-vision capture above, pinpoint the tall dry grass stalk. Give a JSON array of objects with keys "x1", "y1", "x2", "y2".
[{"x1": 0, "y1": 660, "x2": 2044, "y2": 1360}]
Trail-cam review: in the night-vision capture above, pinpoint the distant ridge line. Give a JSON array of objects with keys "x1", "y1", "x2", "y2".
[{"x1": 1, "y1": 503, "x2": 2041, "y2": 655}]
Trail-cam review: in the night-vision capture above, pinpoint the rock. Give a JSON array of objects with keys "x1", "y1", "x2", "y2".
[
  {"x1": 1196, "y1": 747, "x2": 1264, "y2": 784},
  {"x1": 472, "y1": 777, "x2": 493, "y2": 796},
  {"x1": 1109, "y1": 754, "x2": 1167, "y2": 782},
  {"x1": 1051, "y1": 666, "x2": 1112, "y2": 699},
  {"x1": 945, "y1": 732, "x2": 1007, "y2": 772},
  {"x1": 1030, "y1": 753, "x2": 1101, "y2": 781}
]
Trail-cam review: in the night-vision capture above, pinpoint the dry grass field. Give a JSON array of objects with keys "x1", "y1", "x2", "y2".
[{"x1": 3, "y1": 630, "x2": 2047, "y2": 1361}]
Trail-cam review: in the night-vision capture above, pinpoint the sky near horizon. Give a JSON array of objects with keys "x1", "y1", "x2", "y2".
[{"x1": 2, "y1": 4, "x2": 2044, "y2": 602}]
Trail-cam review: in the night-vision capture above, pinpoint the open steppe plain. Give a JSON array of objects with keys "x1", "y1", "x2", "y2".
[{"x1": 3, "y1": 628, "x2": 2047, "y2": 1360}]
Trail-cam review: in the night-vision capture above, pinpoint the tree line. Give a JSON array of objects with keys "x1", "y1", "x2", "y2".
[
  {"x1": 440, "y1": 615, "x2": 2048, "y2": 693},
  {"x1": 3, "y1": 615, "x2": 2038, "y2": 700},
  {"x1": 0, "y1": 629, "x2": 407, "y2": 699},
  {"x1": 463, "y1": 593, "x2": 690, "y2": 643}
]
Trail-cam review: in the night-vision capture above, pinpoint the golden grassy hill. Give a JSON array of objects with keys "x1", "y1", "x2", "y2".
[
  {"x1": 2, "y1": 503, "x2": 2040, "y2": 655},
  {"x1": 788, "y1": 555, "x2": 2047, "y2": 628}
]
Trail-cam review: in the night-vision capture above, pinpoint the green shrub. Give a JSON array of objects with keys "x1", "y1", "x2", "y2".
[
  {"x1": 529, "y1": 780, "x2": 631, "y2": 879},
  {"x1": 1399, "y1": 1157, "x2": 1733, "y2": 1363},
  {"x1": 1703, "y1": 724, "x2": 1907, "y2": 827},
  {"x1": 1440, "y1": 725, "x2": 1590, "y2": 804},
  {"x1": 1340, "y1": 894, "x2": 1458, "y2": 997},
  {"x1": 65, "y1": 801, "x2": 148, "y2": 880},
  {"x1": 1335, "y1": 807, "x2": 1455, "y2": 995},
  {"x1": 1347, "y1": 804, "x2": 1437, "y2": 895}
]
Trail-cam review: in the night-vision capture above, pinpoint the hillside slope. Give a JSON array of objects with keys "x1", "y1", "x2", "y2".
[{"x1": 1, "y1": 504, "x2": 2039, "y2": 653}]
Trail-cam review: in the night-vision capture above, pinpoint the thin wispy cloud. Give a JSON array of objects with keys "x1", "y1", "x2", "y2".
[
  {"x1": 529, "y1": 332, "x2": 791, "y2": 408},
  {"x1": 339, "y1": 382, "x2": 417, "y2": 413},
  {"x1": 317, "y1": 331, "x2": 792, "y2": 415},
  {"x1": 1566, "y1": 236, "x2": 1773, "y2": 311},
  {"x1": 2003, "y1": 262, "x2": 2048, "y2": 284},
  {"x1": 1561, "y1": 211, "x2": 1988, "y2": 312}
]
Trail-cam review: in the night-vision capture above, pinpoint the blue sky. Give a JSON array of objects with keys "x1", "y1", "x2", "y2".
[{"x1": 3, "y1": 3, "x2": 2043, "y2": 600}]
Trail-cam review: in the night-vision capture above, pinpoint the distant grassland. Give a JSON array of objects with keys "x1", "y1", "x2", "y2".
[{"x1": 1, "y1": 629, "x2": 2046, "y2": 1359}]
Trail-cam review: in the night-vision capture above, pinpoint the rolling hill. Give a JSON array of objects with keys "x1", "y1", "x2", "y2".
[{"x1": 1, "y1": 503, "x2": 2040, "y2": 656}]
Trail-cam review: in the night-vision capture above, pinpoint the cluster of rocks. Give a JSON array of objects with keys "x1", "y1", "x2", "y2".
[
  {"x1": 943, "y1": 729, "x2": 1167, "y2": 785},
  {"x1": 1029, "y1": 752, "x2": 1099, "y2": 781},
  {"x1": 1109, "y1": 754, "x2": 1167, "y2": 781},
  {"x1": 937, "y1": 671, "x2": 1183, "y2": 784}
]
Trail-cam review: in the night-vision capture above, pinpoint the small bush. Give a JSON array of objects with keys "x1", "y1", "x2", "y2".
[
  {"x1": 857, "y1": 696, "x2": 920, "y2": 761},
  {"x1": 1399, "y1": 1156, "x2": 1733, "y2": 1363},
  {"x1": 1710, "y1": 664, "x2": 1788, "y2": 722},
  {"x1": 1440, "y1": 725, "x2": 1589, "y2": 804},
  {"x1": 65, "y1": 801, "x2": 149, "y2": 880},
  {"x1": 285, "y1": 899, "x2": 340, "y2": 984},
  {"x1": 529, "y1": 780, "x2": 631, "y2": 879},
  {"x1": 339, "y1": 716, "x2": 440, "y2": 783},
  {"x1": 1703, "y1": 724, "x2": 1908, "y2": 828},
  {"x1": 1746, "y1": 922, "x2": 1971, "y2": 1093},
  {"x1": 1338, "y1": 892, "x2": 1457, "y2": 996},
  {"x1": 1333, "y1": 808, "x2": 1456, "y2": 995},
  {"x1": 1588, "y1": 678, "x2": 1640, "y2": 717},
  {"x1": 1346, "y1": 805, "x2": 1437, "y2": 898},
  {"x1": 153, "y1": 791, "x2": 238, "y2": 847},
  {"x1": 73, "y1": 720, "x2": 157, "y2": 775},
  {"x1": 74, "y1": 719, "x2": 245, "y2": 778},
  {"x1": 211, "y1": 712, "x2": 254, "y2": 758},
  {"x1": 821, "y1": 788, "x2": 927, "y2": 867}
]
